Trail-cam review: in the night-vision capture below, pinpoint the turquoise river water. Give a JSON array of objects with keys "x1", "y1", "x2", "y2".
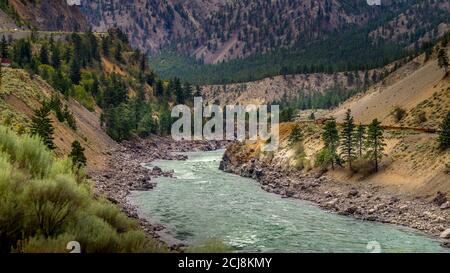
[{"x1": 129, "y1": 150, "x2": 448, "y2": 253}]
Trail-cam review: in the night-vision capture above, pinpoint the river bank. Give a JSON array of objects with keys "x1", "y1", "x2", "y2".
[
  {"x1": 90, "y1": 136, "x2": 228, "y2": 250},
  {"x1": 220, "y1": 143, "x2": 450, "y2": 248}
]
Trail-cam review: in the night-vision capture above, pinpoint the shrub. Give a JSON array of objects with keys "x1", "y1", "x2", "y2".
[
  {"x1": 89, "y1": 200, "x2": 137, "y2": 233},
  {"x1": 415, "y1": 111, "x2": 427, "y2": 124},
  {"x1": 315, "y1": 148, "x2": 334, "y2": 171},
  {"x1": 71, "y1": 85, "x2": 95, "y2": 112},
  {"x1": 118, "y1": 230, "x2": 164, "y2": 253},
  {"x1": 23, "y1": 175, "x2": 89, "y2": 237},
  {"x1": 187, "y1": 239, "x2": 231, "y2": 253},
  {"x1": 69, "y1": 214, "x2": 120, "y2": 253},
  {"x1": 0, "y1": 125, "x2": 165, "y2": 253},
  {"x1": 14, "y1": 234, "x2": 76, "y2": 253},
  {"x1": 0, "y1": 126, "x2": 52, "y2": 178},
  {"x1": 392, "y1": 107, "x2": 406, "y2": 122},
  {"x1": 351, "y1": 158, "x2": 374, "y2": 175}
]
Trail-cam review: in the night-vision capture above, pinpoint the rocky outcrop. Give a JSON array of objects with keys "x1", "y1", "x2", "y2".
[
  {"x1": 9, "y1": 0, "x2": 89, "y2": 31},
  {"x1": 221, "y1": 142, "x2": 450, "y2": 247}
]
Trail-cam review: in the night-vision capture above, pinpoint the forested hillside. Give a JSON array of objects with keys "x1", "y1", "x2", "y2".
[
  {"x1": 1, "y1": 28, "x2": 198, "y2": 143},
  {"x1": 79, "y1": 0, "x2": 449, "y2": 84}
]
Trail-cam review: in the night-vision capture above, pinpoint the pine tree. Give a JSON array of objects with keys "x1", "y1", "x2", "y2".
[
  {"x1": 289, "y1": 124, "x2": 303, "y2": 146},
  {"x1": 51, "y1": 43, "x2": 61, "y2": 69},
  {"x1": 340, "y1": 109, "x2": 356, "y2": 169},
  {"x1": 437, "y1": 48, "x2": 449, "y2": 75},
  {"x1": 1, "y1": 35, "x2": 8, "y2": 58},
  {"x1": 69, "y1": 140, "x2": 87, "y2": 171},
  {"x1": 0, "y1": 61, "x2": 2, "y2": 89},
  {"x1": 39, "y1": 44, "x2": 49, "y2": 65},
  {"x1": 70, "y1": 58, "x2": 81, "y2": 84},
  {"x1": 355, "y1": 123, "x2": 366, "y2": 157},
  {"x1": 438, "y1": 111, "x2": 450, "y2": 149},
  {"x1": 155, "y1": 79, "x2": 164, "y2": 97},
  {"x1": 194, "y1": 85, "x2": 202, "y2": 97},
  {"x1": 322, "y1": 119, "x2": 340, "y2": 170},
  {"x1": 101, "y1": 36, "x2": 110, "y2": 57},
  {"x1": 183, "y1": 81, "x2": 193, "y2": 101},
  {"x1": 366, "y1": 119, "x2": 385, "y2": 172},
  {"x1": 173, "y1": 78, "x2": 184, "y2": 104},
  {"x1": 30, "y1": 105, "x2": 56, "y2": 150}
]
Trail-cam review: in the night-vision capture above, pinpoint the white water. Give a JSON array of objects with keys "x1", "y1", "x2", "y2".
[{"x1": 130, "y1": 150, "x2": 448, "y2": 253}]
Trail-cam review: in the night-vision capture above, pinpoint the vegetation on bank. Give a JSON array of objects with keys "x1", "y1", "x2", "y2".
[
  {"x1": 0, "y1": 125, "x2": 165, "y2": 253},
  {"x1": 287, "y1": 109, "x2": 450, "y2": 175}
]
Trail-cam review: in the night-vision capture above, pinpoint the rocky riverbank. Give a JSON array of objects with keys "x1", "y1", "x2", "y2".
[
  {"x1": 220, "y1": 144, "x2": 450, "y2": 248},
  {"x1": 90, "y1": 136, "x2": 228, "y2": 250}
]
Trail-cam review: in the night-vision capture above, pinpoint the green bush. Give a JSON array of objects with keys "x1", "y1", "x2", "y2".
[
  {"x1": 187, "y1": 239, "x2": 231, "y2": 253},
  {"x1": 0, "y1": 126, "x2": 52, "y2": 178},
  {"x1": 118, "y1": 230, "x2": 165, "y2": 253},
  {"x1": 315, "y1": 148, "x2": 334, "y2": 171},
  {"x1": 89, "y1": 200, "x2": 137, "y2": 233},
  {"x1": 351, "y1": 158, "x2": 374, "y2": 175},
  {"x1": 14, "y1": 234, "x2": 76, "y2": 253},
  {"x1": 0, "y1": 125, "x2": 165, "y2": 253},
  {"x1": 23, "y1": 175, "x2": 89, "y2": 237}
]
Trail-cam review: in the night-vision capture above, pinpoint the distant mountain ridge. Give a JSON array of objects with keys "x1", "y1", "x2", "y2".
[
  {"x1": 0, "y1": 0, "x2": 89, "y2": 31},
  {"x1": 80, "y1": 0, "x2": 449, "y2": 64}
]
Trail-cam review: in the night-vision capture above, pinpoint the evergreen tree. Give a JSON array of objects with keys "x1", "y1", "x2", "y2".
[
  {"x1": 289, "y1": 124, "x2": 303, "y2": 146},
  {"x1": 437, "y1": 48, "x2": 449, "y2": 74},
  {"x1": 183, "y1": 81, "x2": 193, "y2": 101},
  {"x1": 30, "y1": 105, "x2": 56, "y2": 150},
  {"x1": 0, "y1": 35, "x2": 7, "y2": 58},
  {"x1": 69, "y1": 140, "x2": 87, "y2": 171},
  {"x1": 39, "y1": 43, "x2": 49, "y2": 65},
  {"x1": 322, "y1": 119, "x2": 340, "y2": 170},
  {"x1": 194, "y1": 85, "x2": 202, "y2": 97},
  {"x1": 355, "y1": 123, "x2": 366, "y2": 157},
  {"x1": 51, "y1": 43, "x2": 61, "y2": 69},
  {"x1": 155, "y1": 79, "x2": 164, "y2": 97},
  {"x1": 438, "y1": 111, "x2": 450, "y2": 149},
  {"x1": 173, "y1": 78, "x2": 184, "y2": 104},
  {"x1": 70, "y1": 58, "x2": 81, "y2": 84},
  {"x1": 101, "y1": 36, "x2": 110, "y2": 57},
  {"x1": 340, "y1": 109, "x2": 356, "y2": 169},
  {"x1": 366, "y1": 119, "x2": 385, "y2": 172}
]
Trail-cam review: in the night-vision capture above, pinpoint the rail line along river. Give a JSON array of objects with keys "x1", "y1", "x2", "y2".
[{"x1": 129, "y1": 150, "x2": 448, "y2": 253}]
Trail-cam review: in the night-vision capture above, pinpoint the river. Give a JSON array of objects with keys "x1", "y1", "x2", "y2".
[{"x1": 129, "y1": 150, "x2": 448, "y2": 253}]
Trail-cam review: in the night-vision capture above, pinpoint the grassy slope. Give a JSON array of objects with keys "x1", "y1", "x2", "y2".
[{"x1": 0, "y1": 67, "x2": 117, "y2": 171}]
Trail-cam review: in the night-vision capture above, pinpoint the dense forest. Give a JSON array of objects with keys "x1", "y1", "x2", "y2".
[{"x1": 147, "y1": 0, "x2": 449, "y2": 84}]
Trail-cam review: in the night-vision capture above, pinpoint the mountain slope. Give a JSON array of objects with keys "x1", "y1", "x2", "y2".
[
  {"x1": 0, "y1": 67, "x2": 116, "y2": 170},
  {"x1": 2, "y1": 0, "x2": 89, "y2": 31},
  {"x1": 331, "y1": 47, "x2": 450, "y2": 130}
]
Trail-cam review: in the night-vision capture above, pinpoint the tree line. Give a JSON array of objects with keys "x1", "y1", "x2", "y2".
[
  {"x1": 289, "y1": 109, "x2": 450, "y2": 173},
  {"x1": 1, "y1": 28, "x2": 200, "y2": 143}
]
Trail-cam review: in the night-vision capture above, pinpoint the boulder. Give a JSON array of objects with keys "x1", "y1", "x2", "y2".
[
  {"x1": 433, "y1": 191, "x2": 447, "y2": 206},
  {"x1": 440, "y1": 202, "x2": 450, "y2": 210},
  {"x1": 440, "y1": 228, "x2": 450, "y2": 239},
  {"x1": 347, "y1": 189, "x2": 359, "y2": 198}
]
